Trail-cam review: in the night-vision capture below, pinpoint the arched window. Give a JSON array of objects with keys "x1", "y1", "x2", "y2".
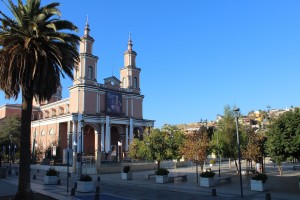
[
  {"x1": 41, "y1": 130, "x2": 45, "y2": 136},
  {"x1": 49, "y1": 128, "x2": 54, "y2": 135},
  {"x1": 133, "y1": 77, "x2": 138, "y2": 88},
  {"x1": 122, "y1": 77, "x2": 126, "y2": 88},
  {"x1": 88, "y1": 66, "x2": 93, "y2": 79}
]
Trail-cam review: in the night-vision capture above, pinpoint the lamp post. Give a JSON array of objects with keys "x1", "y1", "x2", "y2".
[
  {"x1": 9, "y1": 134, "x2": 12, "y2": 172},
  {"x1": 216, "y1": 128, "x2": 221, "y2": 177},
  {"x1": 233, "y1": 107, "x2": 243, "y2": 198}
]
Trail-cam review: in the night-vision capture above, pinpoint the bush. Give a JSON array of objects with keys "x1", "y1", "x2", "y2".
[
  {"x1": 123, "y1": 166, "x2": 131, "y2": 173},
  {"x1": 210, "y1": 159, "x2": 216, "y2": 165},
  {"x1": 45, "y1": 167, "x2": 58, "y2": 176},
  {"x1": 156, "y1": 168, "x2": 169, "y2": 176},
  {"x1": 252, "y1": 173, "x2": 268, "y2": 183},
  {"x1": 200, "y1": 171, "x2": 215, "y2": 178},
  {"x1": 79, "y1": 174, "x2": 92, "y2": 182}
]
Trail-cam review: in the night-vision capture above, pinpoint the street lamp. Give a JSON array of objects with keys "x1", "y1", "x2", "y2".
[
  {"x1": 216, "y1": 128, "x2": 221, "y2": 177},
  {"x1": 9, "y1": 134, "x2": 12, "y2": 174},
  {"x1": 233, "y1": 107, "x2": 243, "y2": 198}
]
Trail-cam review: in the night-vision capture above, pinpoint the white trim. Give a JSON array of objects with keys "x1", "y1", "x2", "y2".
[{"x1": 40, "y1": 98, "x2": 69, "y2": 110}]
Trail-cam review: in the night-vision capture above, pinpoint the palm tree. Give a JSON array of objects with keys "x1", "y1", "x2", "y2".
[{"x1": 0, "y1": 0, "x2": 80, "y2": 199}]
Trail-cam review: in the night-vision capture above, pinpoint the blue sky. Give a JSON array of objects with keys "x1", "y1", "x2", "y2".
[{"x1": 1, "y1": 0, "x2": 300, "y2": 128}]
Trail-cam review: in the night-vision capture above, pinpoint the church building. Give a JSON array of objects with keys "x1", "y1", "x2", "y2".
[{"x1": 0, "y1": 22, "x2": 155, "y2": 173}]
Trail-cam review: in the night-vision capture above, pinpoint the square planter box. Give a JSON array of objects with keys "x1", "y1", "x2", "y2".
[
  {"x1": 121, "y1": 172, "x2": 132, "y2": 180},
  {"x1": 156, "y1": 175, "x2": 169, "y2": 184},
  {"x1": 77, "y1": 181, "x2": 94, "y2": 193},
  {"x1": 250, "y1": 180, "x2": 266, "y2": 191},
  {"x1": 44, "y1": 176, "x2": 58, "y2": 185},
  {"x1": 199, "y1": 177, "x2": 215, "y2": 187}
]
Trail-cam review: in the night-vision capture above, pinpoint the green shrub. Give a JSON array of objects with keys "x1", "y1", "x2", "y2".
[
  {"x1": 123, "y1": 166, "x2": 131, "y2": 173},
  {"x1": 210, "y1": 159, "x2": 216, "y2": 165},
  {"x1": 45, "y1": 167, "x2": 58, "y2": 176},
  {"x1": 79, "y1": 174, "x2": 92, "y2": 182},
  {"x1": 156, "y1": 168, "x2": 169, "y2": 176},
  {"x1": 200, "y1": 171, "x2": 215, "y2": 178},
  {"x1": 252, "y1": 173, "x2": 268, "y2": 183}
]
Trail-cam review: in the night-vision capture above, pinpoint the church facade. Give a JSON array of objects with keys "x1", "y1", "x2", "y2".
[{"x1": 0, "y1": 23, "x2": 155, "y2": 172}]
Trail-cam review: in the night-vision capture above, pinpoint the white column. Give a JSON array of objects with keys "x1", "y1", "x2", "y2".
[
  {"x1": 72, "y1": 121, "x2": 77, "y2": 172},
  {"x1": 72, "y1": 122, "x2": 77, "y2": 152},
  {"x1": 95, "y1": 130, "x2": 99, "y2": 151},
  {"x1": 125, "y1": 125, "x2": 129, "y2": 151},
  {"x1": 101, "y1": 123, "x2": 105, "y2": 152},
  {"x1": 105, "y1": 116, "x2": 110, "y2": 152},
  {"x1": 129, "y1": 118, "x2": 133, "y2": 145}
]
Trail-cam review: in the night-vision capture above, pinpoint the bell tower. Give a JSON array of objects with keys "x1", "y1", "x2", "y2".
[
  {"x1": 73, "y1": 21, "x2": 98, "y2": 86},
  {"x1": 120, "y1": 35, "x2": 141, "y2": 93}
]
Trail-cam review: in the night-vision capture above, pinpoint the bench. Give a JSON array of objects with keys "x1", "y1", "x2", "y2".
[
  {"x1": 293, "y1": 165, "x2": 300, "y2": 170},
  {"x1": 214, "y1": 176, "x2": 232, "y2": 185},
  {"x1": 147, "y1": 174, "x2": 156, "y2": 179},
  {"x1": 168, "y1": 175, "x2": 187, "y2": 183}
]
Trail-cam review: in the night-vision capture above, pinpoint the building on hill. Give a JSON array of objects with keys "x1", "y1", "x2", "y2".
[{"x1": 0, "y1": 22, "x2": 155, "y2": 173}]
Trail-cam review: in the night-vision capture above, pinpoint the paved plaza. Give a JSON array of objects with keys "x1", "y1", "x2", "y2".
[{"x1": 0, "y1": 162, "x2": 299, "y2": 200}]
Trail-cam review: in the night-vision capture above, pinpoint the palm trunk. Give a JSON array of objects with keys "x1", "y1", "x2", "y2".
[{"x1": 14, "y1": 92, "x2": 34, "y2": 200}]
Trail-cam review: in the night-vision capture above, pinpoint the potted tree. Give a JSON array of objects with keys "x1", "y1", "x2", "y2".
[
  {"x1": 199, "y1": 171, "x2": 215, "y2": 187},
  {"x1": 77, "y1": 174, "x2": 94, "y2": 193},
  {"x1": 44, "y1": 167, "x2": 59, "y2": 185},
  {"x1": 155, "y1": 168, "x2": 169, "y2": 184},
  {"x1": 121, "y1": 166, "x2": 132, "y2": 180},
  {"x1": 251, "y1": 173, "x2": 268, "y2": 191}
]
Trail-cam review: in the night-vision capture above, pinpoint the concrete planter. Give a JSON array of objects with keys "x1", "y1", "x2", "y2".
[
  {"x1": 156, "y1": 175, "x2": 169, "y2": 184},
  {"x1": 43, "y1": 176, "x2": 58, "y2": 185},
  {"x1": 250, "y1": 180, "x2": 266, "y2": 191},
  {"x1": 121, "y1": 172, "x2": 132, "y2": 180},
  {"x1": 77, "y1": 181, "x2": 94, "y2": 193},
  {"x1": 200, "y1": 177, "x2": 215, "y2": 187}
]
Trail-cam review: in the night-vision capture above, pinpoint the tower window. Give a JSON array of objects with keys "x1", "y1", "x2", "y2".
[
  {"x1": 133, "y1": 77, "x2": 138, "y2": 88},
  {"x1": 88, "y1": 66, "x2": 93, "y2": 79}
]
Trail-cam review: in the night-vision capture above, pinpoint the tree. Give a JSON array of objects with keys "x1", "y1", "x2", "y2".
[
  {"x1": 0, "y1": 1, "x2": 80, "y2": 199},
  {"x1": 180, "y1": 127, "x2": 210, "y2": 183},
  {"x1": 0, "y1": 115, "x2": 21, "y2": 146},
  {"x1": 144, "y1": 128, "x2": 172, "y2": 170},
  {"x1": 212, "y1": 105, "x2": 247, "y2": 173},
  {"x1": 162, "y1": 124, "x2": 186, "y2": 161},
  {"x1": 128, "y1": 138, "x2": 149, "y2": 161},
  {"x1": 266, "y1": 108, "x2": 300, "y2": 175},
  {"x1": 128, "y1": 125, "x2": 185, "y2": 170},
  {"x1": 242, "y1": 127, "x2": 266, "y2": 170}
]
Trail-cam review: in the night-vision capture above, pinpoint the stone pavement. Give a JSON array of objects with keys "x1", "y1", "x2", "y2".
[{"x1": 0, "y1": 162, "x2": 299, "y2": 200}]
